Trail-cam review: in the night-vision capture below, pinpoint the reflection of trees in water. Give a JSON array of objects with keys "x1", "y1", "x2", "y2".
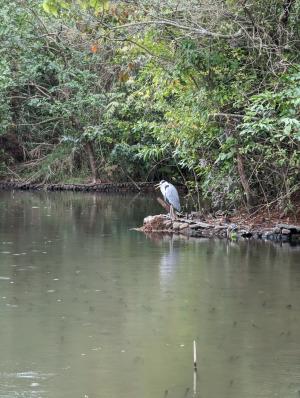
[
  {"x1": 1, "y1": 190, "x2": 160, "y2": 238},
  {"x1": 0, "y1": 190, "x2": 162, "y2": 305}
]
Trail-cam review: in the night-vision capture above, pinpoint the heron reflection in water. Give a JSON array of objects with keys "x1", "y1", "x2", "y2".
[{"x1": 159, "y1": 237, "x2": 181, "y2": 287}]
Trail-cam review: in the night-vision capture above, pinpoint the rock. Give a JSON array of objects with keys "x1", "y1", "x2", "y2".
[
  {"x1": 281, "y1": 228, "x2": 291, "y2": 235},
  {"x1": 189, "y1": 229, "x2": 200, "y2": 237},
  {"x1": 172, "y1": 222, "x2": 182, "y2": 230},
  {"x1": 142, "y1": 215, "x2": 168, "y2": 232},
  {"x1": 190, "y1": 211, "x2": 204, "y2": 219},
  {"x1": 240, "y1": 230, "x2": 252, "y2": 238},
  {"x1": 178, "y1": 219, "x2": 197, "y2": 224},
  {"x1": 218, "y1": 230, "x2": 227, "y2": 238},
  {"x1": 277, "y1": 224, "x2": 300, "y2": 233},
  {"x1": 144, "y1": 214, "x2": 167, "y2": 224},
  {"x1": 214, "y1": 225, "x2": 227, "y2": 230},
  {"x1": 262, "y1": 231, "x2": 274, "y2": 239},
  {"x1": 144, "y1": 215, "x2": 155, "y2": 225},
  {"x1": 179, "y1": 223, "x2": 189, "y2": 230},
  {"x1": 164, "y1": 221, "x2": 173, "y2": 229},
  {"x1": 268, "y1": 233, "x2": 285, "y2": 241},
  {"x1": 189, "y1": 222, "x2": 212, "y2": 229}
]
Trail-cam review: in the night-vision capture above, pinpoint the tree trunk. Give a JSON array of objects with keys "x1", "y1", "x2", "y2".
[
  {"x1": 85, "y1": 141, "x2": 97, "y2": 183},
  {"x1": 279, "y1": 0, "x2": 295, "y2": 26},
  {"x1": 0, "y1": 134, "x2": 24, "y2": 162},
  {"x1": 237, "y1": 152, "x2": 254, "y2": 208}
]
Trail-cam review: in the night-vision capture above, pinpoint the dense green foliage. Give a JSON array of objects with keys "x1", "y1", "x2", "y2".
[{"x1": 0, "y1": 0, "x2": 299, "y2": 210}]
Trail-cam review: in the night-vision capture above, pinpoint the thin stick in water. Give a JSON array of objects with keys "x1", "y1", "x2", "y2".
[{"x1": 193, "y1": 340, "x2": 197, "y2": 370}]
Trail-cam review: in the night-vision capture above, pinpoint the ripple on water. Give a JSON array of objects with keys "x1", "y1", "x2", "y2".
[
  {"x1": 0, "y1": 371, "x2": 54, "y2": 398},
  {"x1": 15, "y1": 371, "x2": 55, "y2": 380}
]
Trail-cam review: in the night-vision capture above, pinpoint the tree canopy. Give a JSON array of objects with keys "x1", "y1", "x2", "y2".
[{"x1": 0, "y1": 0, "x2": 299, "y2": 210}]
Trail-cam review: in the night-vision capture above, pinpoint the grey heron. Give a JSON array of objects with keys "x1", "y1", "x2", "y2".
[{"x1": 155, "y1": 180, "x2": 181, "y2": 219}]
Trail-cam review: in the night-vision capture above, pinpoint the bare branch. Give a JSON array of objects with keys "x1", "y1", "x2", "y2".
[
  {"x1": 111, "y1": 19, "x2": 242, "y2": 39},
  {"x1": 213, "y1": 113, "x2": 259, "y2": 120}
]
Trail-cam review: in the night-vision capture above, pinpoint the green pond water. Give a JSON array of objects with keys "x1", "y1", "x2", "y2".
[{"x1": 0, "y1": 190, "x2": 300, "y2": 398}]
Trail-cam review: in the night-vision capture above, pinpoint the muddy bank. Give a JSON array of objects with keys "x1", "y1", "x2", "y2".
[
  {"x1": 137, "y1": 214, "x2": 300, "y2": 243},
  {"x1": 0, "y1": 180, "x2": 157, "y2": 193}
]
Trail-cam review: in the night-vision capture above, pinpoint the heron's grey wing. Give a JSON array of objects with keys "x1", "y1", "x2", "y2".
[
  {"x1": 165, "y1": 184, "x2": 181, "y2": 211},
  {"x1": 160, "y1": 184, "x2": 167, "y2": 201}
]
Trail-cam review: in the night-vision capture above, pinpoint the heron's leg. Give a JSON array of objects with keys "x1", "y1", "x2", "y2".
[
  {"x1": 170, "y1": 205, "x2": 178, "y2": 220},
  {"x1": 170, "y1": 205, "x2": 174, "y2": 220}
]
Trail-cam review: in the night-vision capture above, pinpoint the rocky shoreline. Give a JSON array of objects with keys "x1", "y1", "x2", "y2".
[{"x1": 138, "y1": 214, "x2": 300, "y2": 243}]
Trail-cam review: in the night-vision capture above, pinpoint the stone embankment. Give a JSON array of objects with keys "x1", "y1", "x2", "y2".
[
  {"x1": 139, "y1": 214, "x2": 300, "y2": 243},
  {"x1": 0, "y1": 181, "x2": 155, "y2": 193}
]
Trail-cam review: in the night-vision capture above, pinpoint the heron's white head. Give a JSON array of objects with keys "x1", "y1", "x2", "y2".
[{"x1": 154, "y1": 180, "x2": 167, "y2": 190}]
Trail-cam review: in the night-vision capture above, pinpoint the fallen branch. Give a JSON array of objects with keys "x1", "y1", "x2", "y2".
[
  {"x1": 5, "y1": 166, "x2": 22, "y2": 181},
  {"x1": 157, "y1": 197, "x2": 170, "y2": 212}
]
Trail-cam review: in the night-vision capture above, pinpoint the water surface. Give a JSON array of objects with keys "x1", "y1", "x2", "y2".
[{"x1": 0, "y1": 190, "x2": 299, "y2": 398}]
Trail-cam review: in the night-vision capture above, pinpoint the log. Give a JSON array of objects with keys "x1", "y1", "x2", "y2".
[{"x1": 157, "y1": 197, "x2": 170, "y2": 212}]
